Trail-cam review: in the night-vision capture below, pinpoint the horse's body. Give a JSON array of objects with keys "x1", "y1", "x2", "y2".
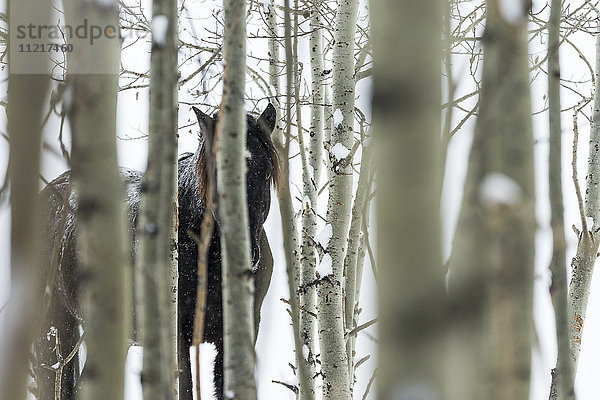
[{"x1": 35, "y1": 104, "x2": 278, "y2": 400}]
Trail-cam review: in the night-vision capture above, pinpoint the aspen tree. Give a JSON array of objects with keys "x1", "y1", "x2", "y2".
[
  {"x1": 297, "y1": 0, "x2": 326, "y2": 397},
  {"x1": 63, "y1": 1, "x2": 130, "y2": 400},
  {"x1": 559, "y1": 16, "x2": 600, "y2": 398},
  {"x1": 547, "y1": 0, "x2": 575, "y2": 398},
  {"x1": 138, "y1": 0, "x2": 179, "y2": 399},
  {"x1": 448, "y1": 1, "x2": 535, "y2": 399},
  {"x1": 316, "y1": 0, "x2": 358, "y2": 398},
  {"x1": 372, "y1": 0, "x2": 445, "y2": 399},
  {"x1": 2, "y1": 1, "x2": 50, "y2": 398},
  {"x1": 218, "y1": 0, "x2": 257, "y2": 397}
]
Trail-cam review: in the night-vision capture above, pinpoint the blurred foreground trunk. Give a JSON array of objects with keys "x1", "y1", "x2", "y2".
[
  {"x1": 64, "y1": 2, "x2": 130, "y2": 400},
  {"x1": 372, "y1": 0, "x2": 445, "y2": 399},
  {"x1": 2, "y1": 1, "x2": 51, "y2": 398},
  {"x1": 448, "y1": 1, "x2": 535, "y2": 399}
]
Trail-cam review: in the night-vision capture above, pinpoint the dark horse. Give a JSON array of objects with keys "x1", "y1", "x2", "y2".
[{"x1": 34, "y1": 104, "x2": 279, "y2": 400}]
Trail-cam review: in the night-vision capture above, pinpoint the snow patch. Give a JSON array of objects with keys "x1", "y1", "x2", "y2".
[
  {"x1": 47, "y1": 326, "x2": 57, "y2": 341},
  {"x1": 317, "y1": 253, "x2": 333, "y2": 277},
  {"x1": 587, "y1": 216, "x2": 595, "y2": 230},
  {"x1": 479, "y1": 172, "x2": 522, "y2": 207},
  {"x1": 225, "y1": 390, "x2": 235, "y2": 399},
  {"x1": 315, "y1": 224, "x2": 333, "y2": 249},
  {"x1": 308, "y1": 164, "x2": 315, "y2": 180},
  {"x1": 331, "y1": 143, "x2": 350, "y2": 162},
  {"x1": 333, "y1": 108, "x2": 343, "y2": 128},
  {"x1": 245, "y1": 149, "x2": 252, "y2": 160},
  {"x1": 498, "y1": 0, "x2": 525, "y2": 24},
  {"x1": 152, "y1": 15, "x2": 169, "y2": 46},
  {"x1": 303, "y1": 195, "x2": 312, "y2": 209},
  {"x1": 302, "y1": 344, "x2": 309, "y2": 361}
]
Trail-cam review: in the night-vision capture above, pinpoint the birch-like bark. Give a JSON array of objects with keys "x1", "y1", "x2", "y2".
[
  {"x1": 270, "y1": 1, "x2": 313, "y2": 396},
  {"x1": 566, "y1": 29, "x2": 600, "y2": 381},
  {"x1": 372, "y1": 0, "x2": 444, "y2": 398},
  {"x1": 138, "y1": 1, "x2": 179, "y2": 399},
  {"x1": 448, "y1": 2, "x2": 535, "y2": 399},
  {"x1": 343, "y1": 143, "x2": 372, "y2": 386},
  {"x1": 218, "y1": 1, "x2": 257, "y2": 398},
  {"x1": 2, "y1": 2, "x2": 50, "y2": 397},
  {"x1": 316, "y1": 0, "x2": 357, "y2": 398},
  {"x1": 547, "y1": 0, "x2": 574, "y2": 398},
  {"x1": 265, "y1": 0, "x2": 281, "y2": 140},
  {"x1": 297, "y1": 0, "x2": 325, "y2": 397},
  {"x1": 64, "y1": 2, "x2": 129, "y2": 400}
]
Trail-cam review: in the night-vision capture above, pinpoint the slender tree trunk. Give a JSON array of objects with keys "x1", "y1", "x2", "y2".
[
  {"x1": 138, "y1": 1, "x2": 179, "y2": 399},
  {"x1": 372, "y1": 0, "x2": 445, "y2": 399},
  {"x1": 317, "y1": 0, "x2": 358, "y2": 398},
  {"x1": 448, "y1": 1, "x2": 535, "y2": 399},
  {"x1": 564, "y1": 24, "x2": 600, "y2": 385},
  {"x1": 343, "y1": 143, "x2": 372, "y2": 385},
  {"x1": 547, "y1": 0, "x2": 575, "y2": 398},
  {"x1": 297, "y1": 1, "x2": 326, "y2": 397},
  {"x1": 2, "y1": 2, "x2": 50, "y2": 398},
  {"x1": 63, "y1": 2, "x2": 130, "y2": 400},
  {"x1": 218, "y1": 0, "x2": 257, "y2": 398},
  {"x1": 272, "y1": 1, "x2": 313, "y2": 396}
]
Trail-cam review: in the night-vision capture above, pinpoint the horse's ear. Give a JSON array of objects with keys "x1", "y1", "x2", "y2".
[
  {"x1": 192, "y1": 106, "x2": 215, "y2": 138},
  {"x1": 258, "y1": 103, "x2": 276, "y2": 134}
]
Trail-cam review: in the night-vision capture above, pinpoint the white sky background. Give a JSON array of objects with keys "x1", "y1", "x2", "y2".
[{"x1": 2, "y1": 0, "x2": 600, "y2": 399}]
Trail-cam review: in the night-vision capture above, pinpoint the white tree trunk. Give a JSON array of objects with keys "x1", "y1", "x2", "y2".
[
  {"x1": 316, "y1": 0, "x2": 358, "y2": 398},
  {"x1": 343, "y1": 143, "x2": 372, "y2": 385},
  {"x1": 138, "y1": 0, "x2": 179, "y2": 399},
  {"x1": 567, "y1": 24, "x2": 600, "y2": 379},
  {"x1": 297, "y1": 0, "x2": 326, "y2": 397},
  {"x1": 218, "y1": 0, "x2": 257, "y2": 398}
]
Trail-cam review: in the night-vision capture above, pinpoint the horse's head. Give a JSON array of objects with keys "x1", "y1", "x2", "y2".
[{"x1": 192, "y1": 104, "x2": 279, "y2": 268}]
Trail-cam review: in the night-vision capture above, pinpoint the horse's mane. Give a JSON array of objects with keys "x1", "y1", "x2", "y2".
[{"x1": 195, "y1": 115, "x2": 280, "y2": 205}]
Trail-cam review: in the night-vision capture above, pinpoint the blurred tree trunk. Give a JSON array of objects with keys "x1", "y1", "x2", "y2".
[
  {"x1": 218, "y1": 0, "x2": 257, "y2": 398},
  {"x1": 138, "y1": 0, "x2": 179, "y2": 399},
  {"x1": 447, "y1": 1, "x2": 535, "y2": 399},
  {"x1": 63, "y1": 2, "x2": 130, "y2": 400},
  {"x1": 547, "y1": 0, "x2": 575, "y2": 398},
  {"x1": 2, "y1": 1, "x2": 51, "y2": 398},
  {"x1": 372, "y1": 0, "x2": 444, "y2": 399}
]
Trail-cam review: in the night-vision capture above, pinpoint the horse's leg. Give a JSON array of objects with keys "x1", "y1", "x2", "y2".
[
  {"x1": 178, "y1": 274, "x2": 194, "y2": 400},
  {"x1": 58, "y1": 311, "x2": 79, "y2": 400},
  {"x1": 253, "y1": 232, "x2": 273, "y2": 343},
  {"x1": 213, "y1": 336, "x2": 224, "y2": 400},
  {"x1": 178, "y1": 335, "x2": 193, "y2": 400}
]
